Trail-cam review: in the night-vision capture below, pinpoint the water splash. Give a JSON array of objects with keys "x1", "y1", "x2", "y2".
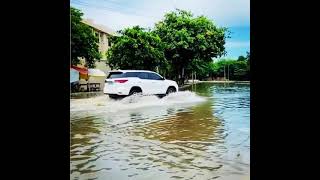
[{"x1": 70, "y1": 91, "x2": 206, "y2": 118}]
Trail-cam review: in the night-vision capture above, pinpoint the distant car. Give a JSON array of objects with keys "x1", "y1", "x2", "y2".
[{"x1": 104, "y1": 70, "x2": 178, "y2": 99}]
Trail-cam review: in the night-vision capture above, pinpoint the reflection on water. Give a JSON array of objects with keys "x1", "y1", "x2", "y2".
[
  {"x1": 137, "y1": 101, "x2": 220, "y2": 143},
  {"x1": 70, "y1": 83, "x2": 250, "y2": 180}
]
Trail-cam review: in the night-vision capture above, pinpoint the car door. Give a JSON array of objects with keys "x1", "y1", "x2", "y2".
[
  {"x1": 136, "y1": 72, "x2": 153, "y2": 95},
  {"x1": 147, "y1": 72, "x2": 166, "y2": 94}
]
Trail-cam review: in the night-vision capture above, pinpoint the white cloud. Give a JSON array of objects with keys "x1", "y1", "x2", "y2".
[
  {"x1": 72, "y1": 0, "x2": 250, "y2": 31},
  {"x1": 158, "y1": 0, "x2": 250, "y2": 27},
  {"x1": 81, "y1": 7, "x2": 158, "y2": 31},
  {"x1": 135, "y1": 0, "x2": 250, "y2": 27},
  {"x1": 225, "y1": 41, "x2": 250, "y2": 48}
]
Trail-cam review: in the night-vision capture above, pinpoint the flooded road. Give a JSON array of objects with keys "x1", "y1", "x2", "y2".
[{"x1": 70, "y1": 83, "x2": 250, "y2": 180}]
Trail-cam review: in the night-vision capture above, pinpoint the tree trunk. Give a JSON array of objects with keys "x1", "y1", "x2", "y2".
[
  {"x1": 192, "y1": 71, "x2": 194, "y2": 84},
  {"x1": 181, "y1": 67, "x2": 185, "y2": 86}
]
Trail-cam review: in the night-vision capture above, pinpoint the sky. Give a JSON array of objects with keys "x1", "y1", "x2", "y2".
[{"x1": 71, "y1": 0, "x2": 250, "y2": 59}]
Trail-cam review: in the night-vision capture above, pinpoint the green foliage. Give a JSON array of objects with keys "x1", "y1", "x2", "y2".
[
  {"x1": 233, "y1": 61, "x2": 248, "y2": 79},
  {"x1": 106, "y1": 26, "x2": 167, "y2": 71},
  {"x1": 246, "y1": 51, "x2": 250, "y2": 78},
  {"x1": 71, "y1": 7, "x2": 101, "y2": 68},
  {"x1": 203, "y1": 56, "x2": 250, "y2": 81},
  {"x1": 237, "y1": 55, "x2": 246, "y2": 61},
  {"x1": 154, "y1": 9, "x2": 228, "y2": 82}
]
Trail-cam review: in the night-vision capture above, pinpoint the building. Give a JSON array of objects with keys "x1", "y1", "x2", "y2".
[
  {"x1": 74, "y1": 19, "x2": 118, "y2": 91},
  {"x1": 81, "y1": 19, "x2": 117, "y2": 74}
]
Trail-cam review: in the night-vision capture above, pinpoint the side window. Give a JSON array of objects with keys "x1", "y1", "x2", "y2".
[
  {"x1": 137, "y1": 72, "x2": 148, "y2": 79},
  {"x1": 148, "y1": 73, "x2": 162, "y2": 80},
  {"x1": 125, "y1": 72, "x2": 138, "y2": 77}
]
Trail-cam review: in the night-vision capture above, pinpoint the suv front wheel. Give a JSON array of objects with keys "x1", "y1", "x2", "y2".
[{"x1": 166, "y1": 87, "x2": 176, "y2": 95}]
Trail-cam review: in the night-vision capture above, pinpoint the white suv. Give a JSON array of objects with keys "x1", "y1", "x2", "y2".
[{"x1": 104, "y1": 70, "x2": 178, "y2": 99}]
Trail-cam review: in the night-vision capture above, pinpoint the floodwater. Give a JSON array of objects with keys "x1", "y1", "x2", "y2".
[{"x1": 70, "y1": 83, "x2": 250, "y2": 180}]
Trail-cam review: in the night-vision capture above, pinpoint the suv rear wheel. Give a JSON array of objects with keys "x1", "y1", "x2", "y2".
[{"x1": 129, "y1": 88, "x2": 142, "y2": 96}]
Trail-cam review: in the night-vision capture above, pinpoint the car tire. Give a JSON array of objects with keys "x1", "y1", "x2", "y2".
[
  {"x1": 166, "y1": 87, "x2": 176, "y2": 95},
  {"x1": 129, "y1": 89, "x2": 142, "y2": 96}
]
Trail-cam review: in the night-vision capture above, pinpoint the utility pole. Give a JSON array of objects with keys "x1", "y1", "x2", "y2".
[{"x1": 224, "y1": 65, "x2": 226, "y2": 81}]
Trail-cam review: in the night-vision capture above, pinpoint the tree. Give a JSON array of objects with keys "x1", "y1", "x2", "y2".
[
  {"x1": 237, "y1": 55, "x2": 246, "y2": 61},
  {"x1": 233, "y1": 61, "x2": 248, "y2": 80},
  {"x1": 211, "y1": 58, "x2": 250, "y2": 80},
  {"x1": 208, "y1": 61, "x2": 219, "y2": 79},
  {"x1": 71, "y1": 7, "x2": 101, "y2": 68},
  {"x1": 246, "y1": 51, "x2": 250, "y2": 61},
  {"x1": 246, "y1": 51, "x2": 250, "y2": 79},
  {"x1": 106, "y1": 26, "x2": 167, "y2": 71},
  {"x1": 154, "y1": 9, "x2": 228, "y2": 84}
]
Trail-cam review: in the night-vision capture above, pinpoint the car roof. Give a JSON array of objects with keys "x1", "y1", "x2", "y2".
[{"x1": 109, "y1": 70, "x2": 156, "y2": 73}]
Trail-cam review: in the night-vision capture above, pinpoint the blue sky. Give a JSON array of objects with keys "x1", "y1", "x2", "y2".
[{"x1": 71, "y1": 0, "x2": 250, "y2": 59}]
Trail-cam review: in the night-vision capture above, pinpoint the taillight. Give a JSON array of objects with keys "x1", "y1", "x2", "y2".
[{"x1": 114, "y1": 79, "x2": 128, "y2": 83}]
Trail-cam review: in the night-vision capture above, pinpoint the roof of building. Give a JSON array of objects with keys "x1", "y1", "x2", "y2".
[{"x1": 82, "y1": 19, "x2": 118, "y2": 36}]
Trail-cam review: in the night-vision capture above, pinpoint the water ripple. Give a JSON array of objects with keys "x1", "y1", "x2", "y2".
[{"x1": 71, "y1": 83, "x2": 250, "y2": 180}]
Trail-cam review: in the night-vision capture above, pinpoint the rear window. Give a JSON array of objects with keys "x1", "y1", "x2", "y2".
[{"x1": 107, "y1": 72, "x2": 124, "y2": 79}]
